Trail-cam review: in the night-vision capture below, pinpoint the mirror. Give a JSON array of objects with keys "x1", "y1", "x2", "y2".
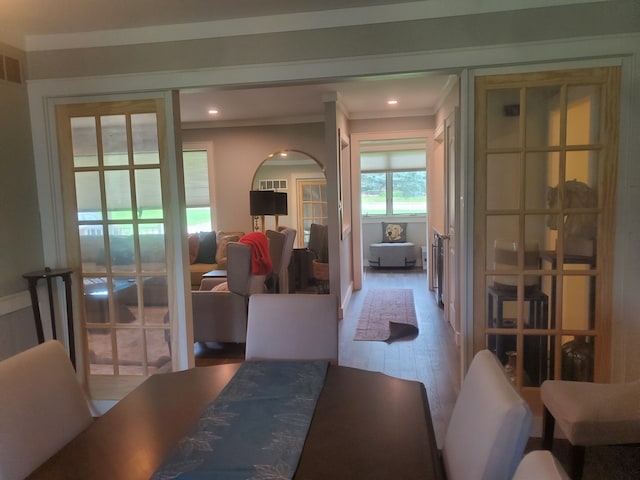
[{"x1": 252, "y1": 150, "x2": 326, "y2": 247}]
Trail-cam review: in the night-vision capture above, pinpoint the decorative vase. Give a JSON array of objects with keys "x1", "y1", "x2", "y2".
[{"x1": 504, "y1": 350, "x2": 517, "y2": 384}]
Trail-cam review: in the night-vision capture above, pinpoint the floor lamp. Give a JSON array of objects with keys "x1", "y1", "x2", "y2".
[{"x1": 250, "y1": 190, "x2": 288, "y2": 232}]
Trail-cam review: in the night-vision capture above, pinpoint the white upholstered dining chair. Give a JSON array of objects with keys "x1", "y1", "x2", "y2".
[
  {"x1": 245, "y1": 293, "x2": 338, "y2": 363},
  {"x1": 441, "y1": 349, "x2": 532, "y2": 480},
  {"x1": 512, "y1": 450, "x2": 571, "y2": 480},
  {"x1": 540, "y1": 378, "x2": 640, "y2": 479},
  {"x1": 0, "y1": 340, "x2": 92, "y2": 480}
]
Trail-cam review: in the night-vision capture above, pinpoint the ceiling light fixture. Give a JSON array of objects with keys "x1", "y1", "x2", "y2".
[
  {"x1": 387, "y1": 99, "x2": 398, "y2": 105},
  {"x1": 208, "y1": 109, "x2": 219, "y2": 115}
]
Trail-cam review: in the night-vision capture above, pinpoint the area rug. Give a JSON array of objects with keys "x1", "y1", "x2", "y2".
[{"x1": 354, "y1": 288, "x2": 419, "y2": 342}]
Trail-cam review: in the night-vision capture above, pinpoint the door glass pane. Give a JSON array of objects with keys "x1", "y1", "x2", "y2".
[
  {"x1": 525, "y1": 86, "x2": 561, "y2": 148},
  {"x1": 101, "y1": 115, "x2": 128, "y2": 166},
  {"x1": 140, "y1": 228, "x2": 166, "y2": 272},
  {"x1": 486, "y1": 215, "x2": 518, "y2": 270},
  {"x1": 522, "y1": 335, "x2": 552, "y2": 387},
  {"x1": 116, "y1": 328, "x2": 144, "y2": 375},
  {"x1": 71, "y1": 117, "x2": 98, "y2": 167},
  {"x1": 131, "y1": 113, "x2": 159, "y2": 165},
  {"x1": 146, "y1": 329, "x2": 171, "y2": 374},
  {"x1": 565, "y1": 151, "x2": 599, "y2": 204},
  {"x1": 487, "y1": 154, "x2": 520, "y2": 210},
  {"x1": 135, "y1": 169, "x2": 163, "y2": 218},
  {"x1": 561, "y1": 335, "x2": 594, "y2": 381},
  {"x1": 487, "y1": 89, "x2": 520, "y2": 149},
  {"x1": 567, "y1": 85, "x2": 600, "y2": 146},
  {"x1": 87, "y1": 327, "x2": 114, "y2": 375},
  {"x1": 105, "y1": 170, "x2": 132, "y2": 220},
  {"x1": 80, "y1": 225, "x2": 106, "y2": 272},
  {"x1": 525, "y1": 152, "x2": 559, "y2": 210},
  {"x1": 109, "y1": 225, "x2": 135, "y2": 272},
  {"x1": 75, "y1": 171, "x2": 102, "y2": 220},
  {"x1": 562, "y1": 272, "x2": 595, "y2": 330}
]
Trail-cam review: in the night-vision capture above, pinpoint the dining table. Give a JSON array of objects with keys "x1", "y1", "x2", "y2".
[{"x1": 27, "y1": 362, "x2": 443, "y2": 480}]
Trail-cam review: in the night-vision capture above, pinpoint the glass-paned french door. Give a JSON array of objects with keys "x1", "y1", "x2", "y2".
[
  {"x1": 474, "y1": 67, "x2": 620, "y2": 410},
  {"x1": 297, "y1": 179, "x2": 327, "y2": 247},
  {"x1": 57, "y1": 99, "x2": 174, "y2": 397}
]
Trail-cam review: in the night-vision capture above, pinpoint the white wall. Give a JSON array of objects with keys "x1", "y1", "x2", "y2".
[{"x1": 182, "y1": 123, "x2": 325, "y2": 234}]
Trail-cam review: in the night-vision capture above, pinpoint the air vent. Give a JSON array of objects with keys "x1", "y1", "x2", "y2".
[
  {"x1": 259, "y1": 179, "x2": 287, "y2": 191},
  {"x1": 0, "y1": 55, "x2": 22, "y2": 84}
]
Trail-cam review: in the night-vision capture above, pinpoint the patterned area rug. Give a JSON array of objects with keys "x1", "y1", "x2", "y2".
[{"x1": 354, "y1": 288, "x2": 419, "y2": 342}]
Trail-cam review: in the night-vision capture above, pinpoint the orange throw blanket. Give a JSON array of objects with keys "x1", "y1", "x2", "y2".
[{"x1": 239, "y1": 232, "x2": 272, "y2": 275}]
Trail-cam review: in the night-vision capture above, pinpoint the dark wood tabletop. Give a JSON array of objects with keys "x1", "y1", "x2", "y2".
[{"x1": 27, "y1": 363, "x2": 443, "y2": 480}]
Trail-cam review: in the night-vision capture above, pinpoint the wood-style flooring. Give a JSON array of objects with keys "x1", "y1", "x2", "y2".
[{"x1": 338, "y1": 267, "x2": 460, "y2": 448}]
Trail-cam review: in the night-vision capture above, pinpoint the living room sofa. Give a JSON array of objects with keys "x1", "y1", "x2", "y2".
[
  {"x1": 79, "y1": 230, "x2": 243, "y2": 290},
  {"x1": 187, "y1": 231, "x2": 244, "y2": 289}
]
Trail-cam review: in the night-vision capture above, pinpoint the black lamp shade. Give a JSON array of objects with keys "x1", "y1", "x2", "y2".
[{"x1": 250, "y1": 190, "x2": 287, "y2": 216}]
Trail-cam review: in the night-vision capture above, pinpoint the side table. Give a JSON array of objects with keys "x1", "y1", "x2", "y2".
[{"x1": 22, "y1": 267, "x2": 76, "y2": 369}]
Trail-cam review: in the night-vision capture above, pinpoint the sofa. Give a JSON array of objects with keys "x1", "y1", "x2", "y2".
[
  {"x1": 79, "y1": 230, "x2": 243, "y2": 290},
  {"x1": 187, "y1": 231, "x2": 244, "y2": 289}
]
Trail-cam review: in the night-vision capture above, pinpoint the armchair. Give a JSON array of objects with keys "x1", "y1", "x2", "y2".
[
  {"x1": 192, "y1": 242, "x2": 266, "y2": 344},
  {"x1": 266, "y1": 228, "x2": 296, "y2": 293}
]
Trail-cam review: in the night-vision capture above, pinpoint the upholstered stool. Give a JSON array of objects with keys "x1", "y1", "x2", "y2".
[
  {"x1": 369, "y1": 242, "x2": 417, "y2": 268},
  {"x1": 541, "y1": 379, "x2": 640, "y2": 479}
]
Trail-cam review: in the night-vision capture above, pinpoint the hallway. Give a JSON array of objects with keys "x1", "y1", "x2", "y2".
[{"x1": 339, "y1": 268, "x2": 460, "y2": 448}]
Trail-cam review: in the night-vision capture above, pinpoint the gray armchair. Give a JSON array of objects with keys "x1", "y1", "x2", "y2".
[
  {"x1": 192, "y1": 242, "x2": 266, "y2": 343},
  {"x1": 266, "y1": 227, "x2": 296, "y2": 293}
]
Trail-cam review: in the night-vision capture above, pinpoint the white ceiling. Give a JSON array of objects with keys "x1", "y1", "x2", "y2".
[{"x1": 179, "y1": 73, "x2": 458, "y2": 125}]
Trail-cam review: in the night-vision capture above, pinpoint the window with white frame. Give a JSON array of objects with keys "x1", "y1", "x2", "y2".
[
  {"x1": 182, "y1": 148, "x2": 213, "y2": 233},
  {"x1": 360, "y1": 142, "x2": 427, "y2": 216}
]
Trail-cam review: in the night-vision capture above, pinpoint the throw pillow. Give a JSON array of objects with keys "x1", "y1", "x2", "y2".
[
  {"x1": 382, "y1": 222, "x2": 408, "y2": 243},
  {"x1": 194, "y1": 231, "x2": 217, "y2": 264},
  {"x1": 215, "y1": 231, "x2": 244, "y2": 268},
  {"x1": 212, "y1": 282, "x2": 229, "y2": 292},
  {"x1": 187, "y1": 234, "x2": 200, "y2": 264}
]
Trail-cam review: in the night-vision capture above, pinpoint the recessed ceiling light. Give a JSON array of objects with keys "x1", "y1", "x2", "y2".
[
  {"x1": 208, "y1": 109, "x2": 219, "y2": 115},
  {"x1": 280, "y1": 152, "x2": 288, "y2": 157},
  {"x1": 387, "y1": 99, "x2": 398, "y2": 105}
]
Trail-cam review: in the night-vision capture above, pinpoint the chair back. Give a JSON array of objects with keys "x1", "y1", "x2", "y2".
[
  {"x1": 226, "y1": 242, "x2": 265, "y2": 296},
  {"x1": 442, "y1": 349, "x2": 532, "y2": 480},
  {"x1": 267, "y1": 228, "x2": 296, "y2": 293},
  {"x1": 308, "y1": 223, "x2": 328, "y2": 258},
  {"x1": 245, "y1": 293, "x2": 338, "y2": 363},
  {"x1": 278, "y1": 228, "x2": 296, "y2": 293},
  {"x1": 0, "y1": 340, "x2": 92, "y2": 480}
]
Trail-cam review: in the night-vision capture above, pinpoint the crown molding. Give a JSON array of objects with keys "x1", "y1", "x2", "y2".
[{"x1": 20, "y1": 0, "x2": 606, "y2": 52}]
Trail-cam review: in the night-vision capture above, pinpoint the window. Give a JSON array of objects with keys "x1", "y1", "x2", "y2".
[
  {"x1": 360, "y1": 145, "x2": 427, "y2": 216},
  {"x1": 182, "y1": 148, "x2": 213, "y2": 233}
]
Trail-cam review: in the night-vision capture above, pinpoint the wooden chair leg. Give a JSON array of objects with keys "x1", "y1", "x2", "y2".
[
  {"x1": 542, "y1": 406, "x2": 555, "y2": 450},
  {"x1": 570, "y1": 444, "x2": 585, "y2": 480}
]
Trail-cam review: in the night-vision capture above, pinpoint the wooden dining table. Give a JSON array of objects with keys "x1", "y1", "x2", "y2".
[{"x1": 27, "y1": 363, "x2": 443, "y2": 480}]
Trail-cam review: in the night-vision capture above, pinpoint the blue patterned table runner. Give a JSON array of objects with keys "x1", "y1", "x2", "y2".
[{"x1": 151, "y1": 360, "x2": 328, "y2": 480}]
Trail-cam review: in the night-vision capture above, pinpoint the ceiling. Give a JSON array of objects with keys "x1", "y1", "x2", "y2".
[
  {"x1": 179, "y1": 73, "x2": 458, "y2": 126},
  {"x1": 0, "y1": 0, "x2": 460, "y2": 124}
]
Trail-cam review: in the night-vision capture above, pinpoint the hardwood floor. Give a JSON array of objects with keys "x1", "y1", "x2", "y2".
[{"x1": 339, "y1": 267, "x2": 460, "y2": 448}]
